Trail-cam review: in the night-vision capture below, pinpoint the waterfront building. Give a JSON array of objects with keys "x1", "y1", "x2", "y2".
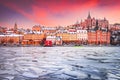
[
  {"x1": 0, "y1": 34, "x2": 23, "y2": 45},
  {"x1": 46, "y1": 36, "x2": 56, "y2": 44},
  {"x1": 110, "y1": 23, "x2": 120, "y2": 45},
  {"x1": 22, "y1": 33, "x2": 45, "y2": 45},
  {"x1": 79, "y1": 12, "x2": 110, "y2": 45},
  {"x1": 57, "y1": 33, "x2": 70, "y2": 42},
  {"x1": 76, "y1": 30, "x2": 88, "y2": 44},
  {"x1": 56, "y1": 33, "x2": 78, "y2": 44},
  {"x1": 55, "y1": 36, "x2": 62, "y2": 45},
  {"x1": 88, "y1": 30, "x2": 110, "y2": 45}
]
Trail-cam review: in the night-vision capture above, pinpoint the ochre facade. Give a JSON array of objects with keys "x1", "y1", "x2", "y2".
[{"x1": 22, "y1": 34, "x2": 45, "y2": 45}]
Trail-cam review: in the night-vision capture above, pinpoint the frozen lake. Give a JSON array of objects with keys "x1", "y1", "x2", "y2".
[{"x1": 0, "y1": 47, "x2": 120, "y2": 80}]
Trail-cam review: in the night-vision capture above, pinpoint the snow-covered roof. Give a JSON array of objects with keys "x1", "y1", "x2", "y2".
[
  {"x1": 46, "y1": 36, "x2": 56, "y2": 38},
  {"x1": 0, "y1": 34, "x2": 23, "y2": 37},
  {"x1": 0, "y1": 35, "x2": 5, "y2": 37}
]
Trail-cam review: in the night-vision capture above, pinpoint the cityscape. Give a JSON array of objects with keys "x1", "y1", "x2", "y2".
[
  {"x1": 0, "y1": 12, "x2": 120, "y2": 46},
  {"x1": 0, "y1": 0, "x2": 120, "y2": 80}
]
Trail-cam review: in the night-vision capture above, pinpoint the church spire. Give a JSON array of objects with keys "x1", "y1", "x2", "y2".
[
  {"x1": 75, "y1": 20, "x2": 79, "y2": 24},
  {"x1": 87, "y1": 11, "x2": 91, "y2": 19},
  {"x1": 14, "y1": 22, "x2": 17, "y2": 31}
]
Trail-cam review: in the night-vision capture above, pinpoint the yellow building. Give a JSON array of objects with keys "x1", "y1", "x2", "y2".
[
  {"x1": 22, "y1": 34, "x2": 45, "y2": 45},
  {"x1": 56, "y1": 33, "x2": 78, "y2": 43},
  {"x1": 0, "y1": 34, "x2": 23, "y2": 45}
]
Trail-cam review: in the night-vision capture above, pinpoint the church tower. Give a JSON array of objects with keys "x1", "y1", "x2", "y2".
[
  {"x1": 14, "y1": 22, "x2": 17, "y2": 31},
  {"x1": 87, "y1": 11, "x2": 91, "y2": 19},
  {"x1": 87, "y1": 11, "x2": 92, "y2": 30}
]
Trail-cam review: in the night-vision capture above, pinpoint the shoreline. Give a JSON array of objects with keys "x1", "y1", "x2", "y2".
[{"x1": 0, "y1": 44, "x2": 120, "y2": 47}]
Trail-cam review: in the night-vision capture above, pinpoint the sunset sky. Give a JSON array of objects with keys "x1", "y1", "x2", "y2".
[{"x1": 0, "y1": 0, "x2": 120, "y2": 29}]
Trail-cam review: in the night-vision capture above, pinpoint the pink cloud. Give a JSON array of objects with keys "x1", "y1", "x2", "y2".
[
  {"x1": 1, "y1": 0, "x2": 99, "y2": 26},
  {"x1": 1, "y1": 0, "x2": 120, "y2": 27}
]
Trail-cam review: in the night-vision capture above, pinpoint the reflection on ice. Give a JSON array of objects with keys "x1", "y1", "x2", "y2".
[{"x1": 0, "y1": 47, "x2": 120, "y2": 80}]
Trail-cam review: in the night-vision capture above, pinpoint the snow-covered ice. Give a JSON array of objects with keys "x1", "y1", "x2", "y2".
[{"x1": 0, "y1": 47, "x2": 120, "y2": 80}]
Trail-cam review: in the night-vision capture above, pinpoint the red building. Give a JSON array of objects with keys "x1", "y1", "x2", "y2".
[
  {"x1": 80, "y1": 12, "x2": 109, "y2": 30},
  {"x1": 88, "y1": 30, "x2": 110, "y2": 45}
]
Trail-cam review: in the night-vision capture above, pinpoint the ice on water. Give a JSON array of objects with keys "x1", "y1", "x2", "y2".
[{"x1": 0, "y1": 47, "x2": 120, "y2": 80}]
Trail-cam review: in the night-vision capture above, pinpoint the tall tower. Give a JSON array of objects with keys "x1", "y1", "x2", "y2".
[
  {"x1": 94, "y1": 19, "x2": 99, "y2": 31},
  {"x1": 14, "y1": 22, "x2": 17, "y2": 31},
  {"x1": 87, "y1": 11, "x2": 91, "y2": 19},
  {"x1": 87, "y1": 11, "x2": 92, "y2": 30}
]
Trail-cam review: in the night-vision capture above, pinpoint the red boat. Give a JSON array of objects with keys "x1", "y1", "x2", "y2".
[{"x1": 44, "y1": 40, "x2": 52, "y2": 47}]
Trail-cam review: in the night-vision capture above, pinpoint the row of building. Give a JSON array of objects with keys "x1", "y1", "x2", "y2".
[
  {"x1": 0, "y1": 29, "x2": 111, "y2": 46},
  {"x1": 0, "y1": 12, "x2": 120, "y2": 46}
]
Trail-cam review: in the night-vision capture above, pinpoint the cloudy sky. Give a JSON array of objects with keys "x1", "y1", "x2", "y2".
[{"x1": 0, "y1": 0, "x2": 120, "y2": 28}]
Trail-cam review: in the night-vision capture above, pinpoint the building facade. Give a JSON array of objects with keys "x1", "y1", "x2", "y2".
[
  {"x1": 76, "y1": 30, "x2": 88, "y2": 44},
  {"x1": 22, "y1": 34, "x2": 45, "y2": 45},
  {"x1": 88, "y1": 30, "x2": 110, "y2": 45},
  {"x1": 0, "y1": 34, "x2": 23, "y2": 45},
  {"x1": 78, "y1": 12, "x2": 109, "y2": 30}
]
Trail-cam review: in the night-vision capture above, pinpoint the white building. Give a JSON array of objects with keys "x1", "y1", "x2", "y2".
[
  {"x1": 46, "y1": 36, "x2": 56, "y2": 44},
  {"x1": 76, "y1": 30, "x2": 88, "y2": 41}
]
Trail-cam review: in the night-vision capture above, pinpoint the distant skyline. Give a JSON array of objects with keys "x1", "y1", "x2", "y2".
[{"x1": 0, "y1": 0, "x2": 120, "y2": 29}]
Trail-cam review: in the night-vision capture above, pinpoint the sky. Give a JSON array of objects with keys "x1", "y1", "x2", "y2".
[{"x1": 0, "y1": 0, "x2": 120, "y2": 29}]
